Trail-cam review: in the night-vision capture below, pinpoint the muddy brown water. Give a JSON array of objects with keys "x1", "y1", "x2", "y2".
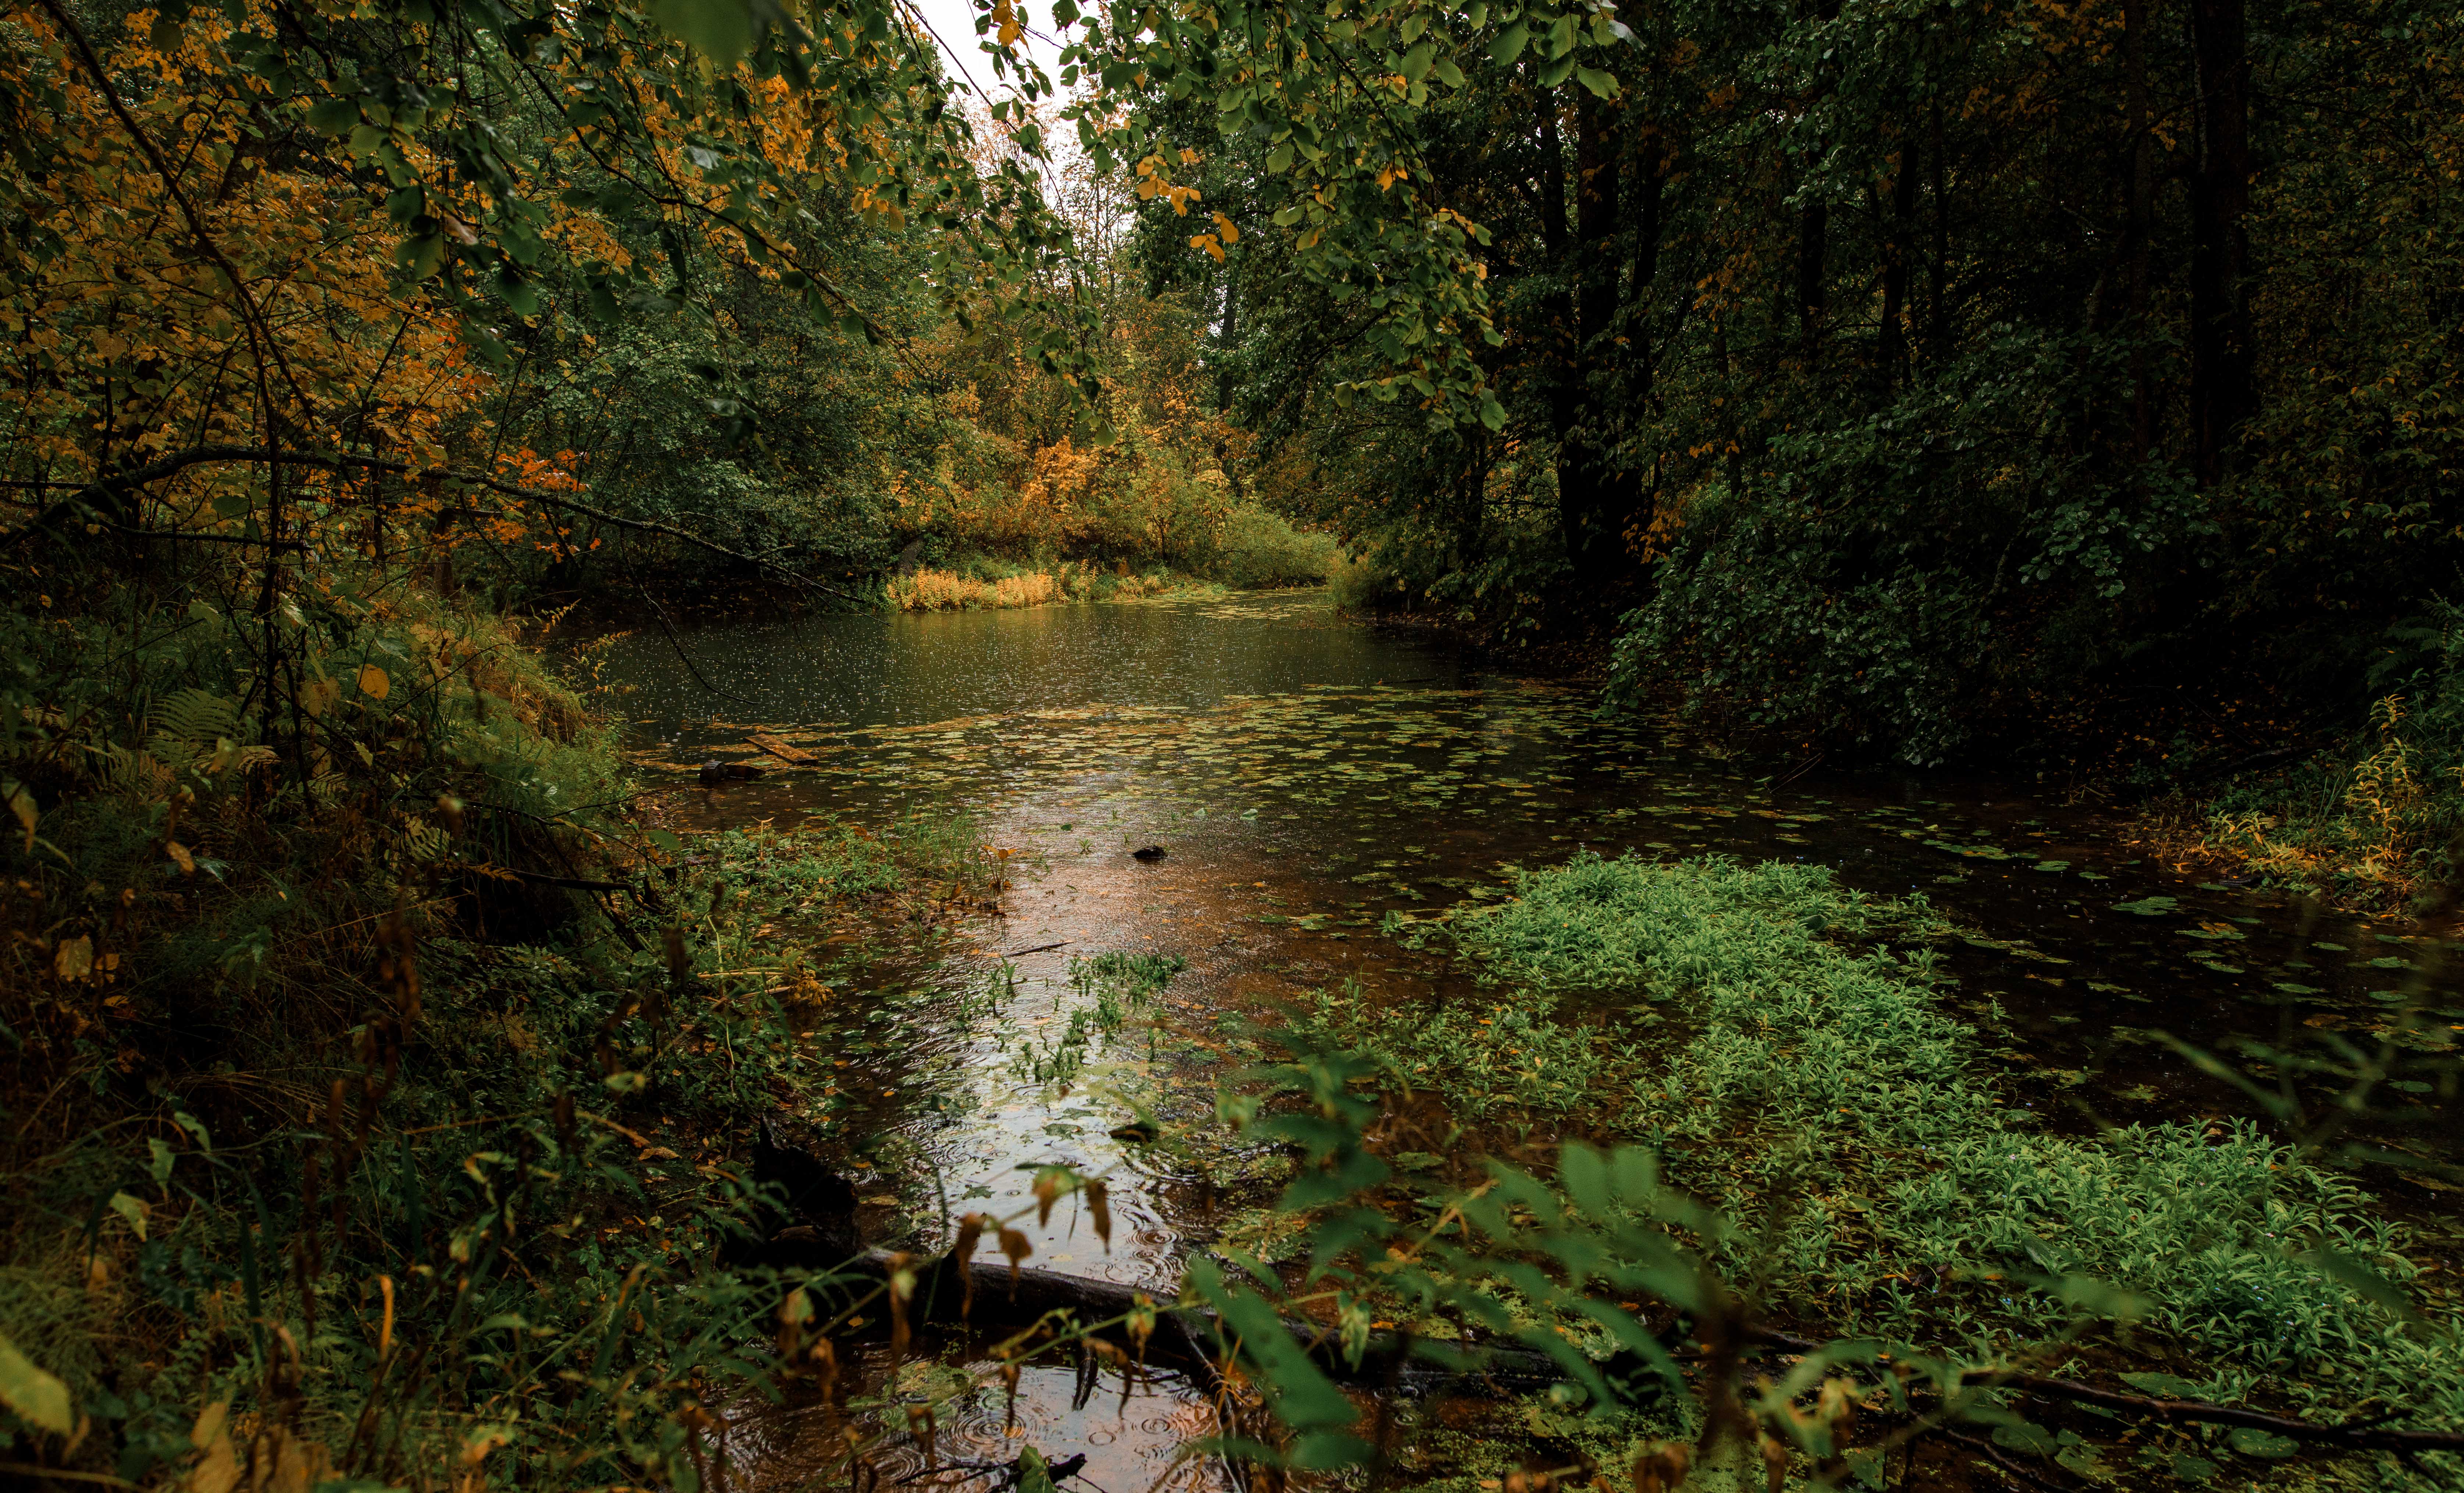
[{"x1": 591, "y1": 590, "x2": 2461, "y2": 1488}]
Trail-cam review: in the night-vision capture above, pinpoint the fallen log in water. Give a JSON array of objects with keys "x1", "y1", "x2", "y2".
[{"x1": 778, "y1": 1245, "x2": 1567, "y2": 1395}]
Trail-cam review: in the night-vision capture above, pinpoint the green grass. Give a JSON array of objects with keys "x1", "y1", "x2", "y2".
[{"x1": 1306, "y1": 851, "x2": 2464, "y2": 1487}]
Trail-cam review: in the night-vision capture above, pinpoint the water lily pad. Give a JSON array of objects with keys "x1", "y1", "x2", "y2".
[
  {"x1": 2033, "y1": 860, "x2": 2069, "y2": 872},
  {"x1": 2114, "y1": 896, "x2": 2180, "y2": 916}
]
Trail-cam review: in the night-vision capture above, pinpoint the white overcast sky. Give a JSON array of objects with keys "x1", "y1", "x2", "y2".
[{"x1": 902, "y1": 0, "x2": 1074, "y2": 110}]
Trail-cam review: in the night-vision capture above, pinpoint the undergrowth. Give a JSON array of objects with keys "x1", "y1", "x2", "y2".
[{"x1": 0, "y1": 546, "x2": 997, "y2": 1488}]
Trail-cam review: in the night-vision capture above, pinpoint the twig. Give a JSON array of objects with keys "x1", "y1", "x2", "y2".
[
  {"x1": 1933, "y1": 1428, "x2": 2078, "y2": 1493},
  {"x1": 1000, "y1": 941, "x2": 1071, "y2": 957},
  {"x1": 630, "y1": 568, "x2": 753, "y2": 703}
]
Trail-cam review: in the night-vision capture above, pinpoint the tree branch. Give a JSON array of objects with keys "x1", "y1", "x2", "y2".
[{"x1": 10, "y1": 443, "x2": 866, "y2": 602}]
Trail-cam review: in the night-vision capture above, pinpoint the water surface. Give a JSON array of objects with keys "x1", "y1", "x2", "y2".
[{"x1": 594, "y1": 591, "x2": 2462, "y2": 1484}]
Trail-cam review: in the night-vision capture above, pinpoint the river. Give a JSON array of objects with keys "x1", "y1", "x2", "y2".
[{"x1": 590, "y1": 589, "x2": 2459, "y2": 1490}]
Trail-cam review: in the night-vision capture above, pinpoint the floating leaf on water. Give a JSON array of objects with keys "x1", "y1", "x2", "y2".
[
  {"x1": 2272, "y1": 982, "x2": 2324, "y2": 996},
  {"x1": 2113, "y1": 896, "x2": 2180, "y2": 916},
  {"x1": 2032, "y1": 860, "x2": 2069, "y2": 872}
]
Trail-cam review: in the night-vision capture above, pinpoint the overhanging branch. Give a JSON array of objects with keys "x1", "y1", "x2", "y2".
[{"x1": 10, "y1": 444, "x2": 866, "y2": 602}]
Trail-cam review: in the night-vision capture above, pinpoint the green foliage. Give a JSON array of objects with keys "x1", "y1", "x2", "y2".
[
  {"x1": 1205, "y1": 505, "x2": 1340, "y2": 589},
  {"x1": 1201, "y1": 852, "x2": 2464, "y2": 1489}
]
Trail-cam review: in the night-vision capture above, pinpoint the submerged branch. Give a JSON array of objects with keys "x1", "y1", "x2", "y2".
[{"x1": 1752, "y1": 1327, "x2": 2464, "y2": 1453}]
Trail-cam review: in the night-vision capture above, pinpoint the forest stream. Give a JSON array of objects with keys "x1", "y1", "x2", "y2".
[{"x1": 585, "y1": 592, "x2": 2464, "y2": 1491}]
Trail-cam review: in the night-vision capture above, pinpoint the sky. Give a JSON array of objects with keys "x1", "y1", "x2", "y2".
[{"x1": 902, "y1": 0, "x2": 1074, "y2": 110}]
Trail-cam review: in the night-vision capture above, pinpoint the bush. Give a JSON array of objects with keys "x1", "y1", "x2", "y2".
[{"x1": 1208, "y1": 506, "x2": 1338, "y2": 588}]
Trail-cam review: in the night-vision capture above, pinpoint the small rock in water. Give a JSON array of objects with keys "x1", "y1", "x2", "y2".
[{"x1": 1131, "y1": 845, "x2": 1167, "y2": 862}]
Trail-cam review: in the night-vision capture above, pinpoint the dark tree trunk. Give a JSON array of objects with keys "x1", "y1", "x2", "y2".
[
  {"x1": 1798, "y1": 198, "x2": 1827, "y2": 364},
  {"x1": 2125, "y1": 0, "x2": 2155, "y2": 459},
  {"x1": 1554, "y1": 89, "x2": 1639, "y2": 595},
  {"x1": 1927, "y1": 97, "x2": 1949, "y2": 360},
  {"x1": 2187, "y1": 0, "x2": 2254, "y2": 482},
  {"x1": 1876, "y1": 132, "x2": 1921, "y2": 389}
]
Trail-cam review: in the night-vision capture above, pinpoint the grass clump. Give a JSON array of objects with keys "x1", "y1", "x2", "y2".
[{"x1": 1318, "y1": 851, "x2": 2464, "y2": 1481}]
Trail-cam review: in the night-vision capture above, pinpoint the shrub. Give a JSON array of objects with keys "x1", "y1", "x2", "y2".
[{"x1": 1209, "y1": 506, "x2": 1338, "y2": 588}]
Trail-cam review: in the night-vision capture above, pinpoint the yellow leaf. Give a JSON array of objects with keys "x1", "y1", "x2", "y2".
[
  {"x1": 298, "y1": 676, "x2": 339, "y2": 717},
  {"x1": 54, "y1": 934, "x2": 93, "y2": 981},
  {"x1": 0, "y1": 1327, "x2": 74, "y2": 1434},
  {"x1": 167, "y1": 840, "x2": 196, "y2": 875},
  {"x1": 357, "y1": 664, "x2": 390, "y2": 700},
  {"x1": 190, "y1": 1400, "x2": 229, "y2": 1452}
]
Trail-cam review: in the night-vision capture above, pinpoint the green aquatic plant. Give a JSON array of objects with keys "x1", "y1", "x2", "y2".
[{"x1": 1288, "y1": 979, "x2": 1609, "y2": 1123}]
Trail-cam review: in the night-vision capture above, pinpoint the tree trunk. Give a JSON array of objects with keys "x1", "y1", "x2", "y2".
[
  {"x1": 1877, "y1": 132, "x2": 1921, "y2": 389},
  {"x1": 1554, "y1": 89, "x2": 1635, "y2": 594},
  {"x1": 1798, "y1": 198, "x2": 1827, "y2": 365},
  {"x1": 2187, "y1": 0, "x2": 2254, "y2": 482},
  {"x1": 2125, "y1": 0, "x2": 2155, "y2": 459}
]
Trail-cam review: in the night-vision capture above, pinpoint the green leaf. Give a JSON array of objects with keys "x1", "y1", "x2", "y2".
[
  {"x1": 1399, "y1": 41, "x2": 1434, "y2": 83},
  {"x1": 0, "y1": 1328, "x2": 72, "y2": 1434},
  {"x1": 1990, "y1": 1420, "x2": 2057, "y2": 1456},
  {"x1": 1574, "y1": 66, "x2": 1618, "y2": 99},
  {"x1": 1491, "y1": 20, "x2": 1529, "y2": 63},
  {"x1": 149, "y1": 1138, "x2": 176, "y2": 1187},
  {"x1": 2226, "y1": 1428, "x2": 2298, "y2": 1460},
  {"x1": 107, "y1": 1190, "x2": 149, "y2": 1240},
  {"x1": 2112, "y1": 896, "x2": 2179, "y2": 916},
  {"x1": 651, "y1": 0, "x2": 758, "y2": 64},
  {"x1": 307, "y1": 99, "x2": 359, "y2": 135},
  {"x1": 397, "y1": 233, "x2": 446, "y2": 281},
  {"x1": 2297, "y1": 1248, "x2": 2420, "y2": 1320}
]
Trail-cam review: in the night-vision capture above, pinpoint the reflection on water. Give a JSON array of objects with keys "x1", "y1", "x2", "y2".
[
  {"x1": 601, "y1": 589, "x2": 2460, "y2": 1482},
  {"x1": 719, "y1": 1331, "x2": 1227, "y2": 1493}
]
